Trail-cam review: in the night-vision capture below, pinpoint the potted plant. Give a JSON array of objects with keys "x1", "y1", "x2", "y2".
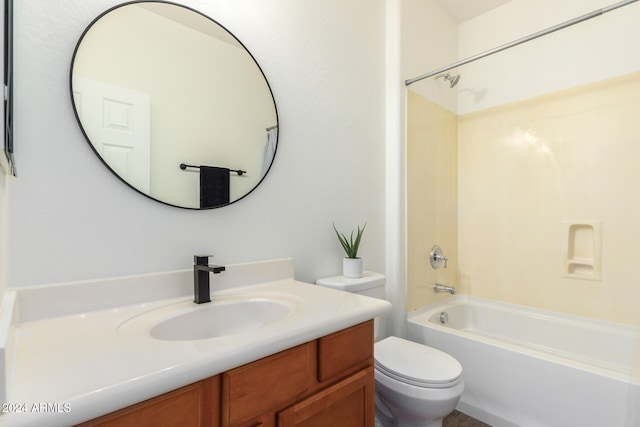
[{"x1": 333, "y1": 222, "x2": 367, "y2": 278}]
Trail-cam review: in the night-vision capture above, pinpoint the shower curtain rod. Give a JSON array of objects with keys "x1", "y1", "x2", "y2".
[{"x1": 405, "y1": 0, "x2": 639, "y2": 86}]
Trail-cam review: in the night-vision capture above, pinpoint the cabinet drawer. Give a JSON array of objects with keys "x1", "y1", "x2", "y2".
[
  {"x1": 317, "y1": 321, "x2": 373, "y2": 382},
  {"x1": 77, "y1": 377, "x2": 219, "y2": 427},
  {"x1": 222, "y1": 343, "x2": 315, "y2": 426}
]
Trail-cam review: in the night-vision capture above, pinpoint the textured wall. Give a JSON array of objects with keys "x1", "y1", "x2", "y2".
[{"x1": 9, "y1": 0, "x2": 387, "y2": 287}]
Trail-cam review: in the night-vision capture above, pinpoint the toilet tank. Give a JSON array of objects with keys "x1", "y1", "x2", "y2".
[
  {"x1": 315, "y1": 272, "x2": 386, "y2": 339},
  {"x1": 315, "y1": 271, "x2": 386, "y2": 298}
]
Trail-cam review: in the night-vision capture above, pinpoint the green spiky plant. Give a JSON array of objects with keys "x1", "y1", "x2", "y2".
[{"x1": 333, "y1": 222, "x2": 367, "y2": 259}]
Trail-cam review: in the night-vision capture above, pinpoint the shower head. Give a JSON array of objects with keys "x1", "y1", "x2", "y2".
[
  {"x1": 448, "y1": 73, "x2": 460, "y2": 87},
  {"x1": 436, "y1": 72, "x2": 461, "y2": 88}
]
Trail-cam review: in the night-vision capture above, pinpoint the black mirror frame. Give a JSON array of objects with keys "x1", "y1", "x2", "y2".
[
  {"x1": 69, "y1": 0, "x2": 279, "y2": 210},
  {"x1": 3, "y1": 0, "x2": 14, "y2": 177}
]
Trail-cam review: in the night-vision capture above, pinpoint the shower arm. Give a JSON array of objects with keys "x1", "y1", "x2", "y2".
[{"x1": 405, "y1": 0, "x2": 639, "y2": 86}]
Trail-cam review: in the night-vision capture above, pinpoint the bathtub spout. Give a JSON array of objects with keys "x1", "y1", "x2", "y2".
[{"x1": 433, "y1": 283, "x2": 456, "y2": 294}]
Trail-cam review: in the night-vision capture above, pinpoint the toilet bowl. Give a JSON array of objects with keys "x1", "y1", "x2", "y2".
[
  {"x1": 315, "y1": 272, "x2": 464, "y2": 427},
  {"x1": 374, "y1": 336, "x2": 464, "y2": 427}
]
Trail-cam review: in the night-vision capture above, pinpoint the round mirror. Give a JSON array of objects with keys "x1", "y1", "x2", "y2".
[{"x1": 70, "y1": 1, "x2": 278, "y2": 209}]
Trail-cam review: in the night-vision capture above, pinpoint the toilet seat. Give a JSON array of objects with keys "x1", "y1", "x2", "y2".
[{"x1": 374, "y1": 336, "x2": 462, "y2": 389}]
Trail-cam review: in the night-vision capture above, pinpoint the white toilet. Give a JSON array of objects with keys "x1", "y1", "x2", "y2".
[{"x1": 316, "y1": 272, "x2": 464, "y2": 427}]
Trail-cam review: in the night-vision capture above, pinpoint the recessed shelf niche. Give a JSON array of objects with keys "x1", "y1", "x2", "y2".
[{"x1": 562, "y1": 221, "x2": 602, "y2": 281}]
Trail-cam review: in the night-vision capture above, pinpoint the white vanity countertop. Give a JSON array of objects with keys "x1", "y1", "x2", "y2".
[{"x1": 2, "y1": 263, "x2": 391, "y2": 427}]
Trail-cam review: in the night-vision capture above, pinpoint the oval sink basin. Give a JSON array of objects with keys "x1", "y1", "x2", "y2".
[
  {"x1": 152, "y1": 299, "x2": 291, "y2": 341},
  {"x1": 117, "y1": 294, "x2": 298, "y2": 341}
]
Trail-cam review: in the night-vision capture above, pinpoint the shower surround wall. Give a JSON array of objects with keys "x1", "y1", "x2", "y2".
[
  {"x1": 458, "y1": 72, "x2": 640, "y2": 324},
  {"x1": 402, "y1": 1, "x2": 640, "y2": 423},
  {"x1": 406, "y1": 91, "x2": 457, "y2": 311},
  {"x1": 407, "y1": 74, "x2": 640, "y2": 324},
  {"x1": 401, "y1": 0, "x2": 458, "y2": 312},
  {"x1": 405, "y1": 0, "x2": 640, "y2": 323},
  {"x1": 407, "y1": 74, "x2": 640, "y2": 425}
]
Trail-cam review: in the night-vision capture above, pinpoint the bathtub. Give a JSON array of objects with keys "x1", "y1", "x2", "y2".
[{"x1": 407, "y1": 296, "x2": 639, "y2": 427}]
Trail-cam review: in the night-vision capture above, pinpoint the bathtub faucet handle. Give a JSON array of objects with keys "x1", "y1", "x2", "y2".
[
  {"x1": 430, "y1": 245, "x2": 448, "y2": 269},
  {"x1": 441, "y1": 256, "x2": 449, "y2": 268}
]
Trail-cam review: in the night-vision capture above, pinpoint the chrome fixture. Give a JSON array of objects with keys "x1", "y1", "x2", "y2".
[
  {"x1": 439, "y1": 312, "x2": 449, "y2": 324},
  {"x1": 405, "y1": 0, "x2": 640, "y2": 86},
  {"x1": 433, "y1": 283, "x2": 456, "y2": 295},
  {"x1": 436, "y1": 72, "x2": 460, "y2": 88},
  {"x1": 430, "y1": 245, "x2": 448, "y2": 269},
  {"x1": 193, "y1": 255, "x2": 225, "y2": 304}
]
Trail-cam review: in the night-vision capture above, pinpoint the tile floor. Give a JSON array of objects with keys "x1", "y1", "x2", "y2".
[{"x1": 443, "y1": 410, "x2": 492, "y2": 427}]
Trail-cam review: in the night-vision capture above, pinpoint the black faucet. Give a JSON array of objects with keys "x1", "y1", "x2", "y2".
[{"x1": 193, "y1": 255, "x2": 226, "y2": 304}]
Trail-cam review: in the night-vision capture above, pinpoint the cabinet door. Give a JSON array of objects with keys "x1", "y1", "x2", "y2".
[
  {"x1": 277, "y1": 367, "x2": 374, "y2": 427},
  {"x1": 317, "y1": 321, "x2": 373, "y2": 383},
  {"x1": 222, "y1": 342, "x2": 315, "y2": 426}
]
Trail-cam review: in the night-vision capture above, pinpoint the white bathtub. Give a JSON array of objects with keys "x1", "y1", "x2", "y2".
[{"x1": 407, "y1": 296, "x2": 639, "y2": 427}]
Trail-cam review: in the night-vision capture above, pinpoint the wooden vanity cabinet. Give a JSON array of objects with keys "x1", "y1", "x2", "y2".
[
  {"x1": 78, "y1": 321, "x2": 374, "y2": 427},
  {"x1": 223, "y1": 321, "x2": 374, "y2": 427}
]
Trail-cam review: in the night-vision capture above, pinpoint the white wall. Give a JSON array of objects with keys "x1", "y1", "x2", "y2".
[
  {"x1": 8, "y1": 0, "x2": 387, "y2": 287},
  {"x1": 401, "y1": 0, "x2": 458, "y2": 112},
  {"x1": 0, "y1": 173, "x2": 7, "y2": 300},
  {"x1": 457, "y1": 0, "x2": 640, "y2": 114},
  {"x1": 378, "y1": 0, "x2": 458, "y2": 336}
]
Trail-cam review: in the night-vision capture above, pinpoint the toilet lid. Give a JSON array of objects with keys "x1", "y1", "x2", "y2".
[{"x1": 374, "y1": 336, "x2": 462, "y2": 388}]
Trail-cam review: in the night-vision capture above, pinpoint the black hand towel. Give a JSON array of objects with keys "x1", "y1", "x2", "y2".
[{"x1": 200, "y1": 166, "x2": 230, "y2": 208}]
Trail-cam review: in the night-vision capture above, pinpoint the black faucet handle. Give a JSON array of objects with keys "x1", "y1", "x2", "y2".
[{"x1": 194, "y1": 255, "x2": 213, "y2": 266}]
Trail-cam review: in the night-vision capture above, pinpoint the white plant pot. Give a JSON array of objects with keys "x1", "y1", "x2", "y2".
[{"x1": 343, "y1": 257, "x2": 363, "y2": 278}]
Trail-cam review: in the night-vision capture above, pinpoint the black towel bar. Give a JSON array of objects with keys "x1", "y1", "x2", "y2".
[{"x1": 180, "y1": 163, "x2": 246, "y2": 176}]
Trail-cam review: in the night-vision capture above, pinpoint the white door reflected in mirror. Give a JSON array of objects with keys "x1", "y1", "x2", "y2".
[{"x1": 74, "y1": 77, "x2": 151, "y2": 194}]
